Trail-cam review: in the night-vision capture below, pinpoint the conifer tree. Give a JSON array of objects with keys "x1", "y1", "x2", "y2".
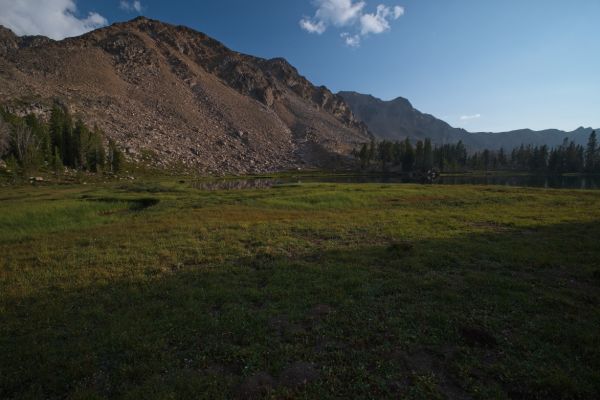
[
  {"x1": 61, "y1": 109, "x2": 74, "y2": 167},
  {"x1": 87, "y1": 127, "x2": 106, "y2": 172},
  {"x1": 585, "y1": 131, "x2": 598, "y2": 173},
  {"x1": 402, "y1": 138, "x2": 415, "y2": 172},
  {"x1": 11, "y1": 123, "x2": 40, "y2": 169},
  {"x1": 358, "y1": 143, "x2": 369, "y2": 169},
  {"x1": 415, "y1": 140, "x2": 424, "y2": 171},
  {"x1": 51, "y1": 146, "x2": 63, "y2": 173},
  {"x1": 423, "y1": 139, "x2": 433, "y2": 170},
  {"x1": 108, "y1": 139, "x2": 124, "y2": 173},
  {"x1": 49, "y1": 106, "x2": 64, "y2": 159},
  {"x1": 0, "y1": 117, "x2": 10, "y2": 158}
]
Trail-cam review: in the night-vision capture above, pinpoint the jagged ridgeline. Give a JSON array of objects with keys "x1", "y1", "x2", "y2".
[
  {"x1": 0, "y1": 17, "x2": 371, "y2": 174},
  {"x1": 339, "y1": 91, "x2": 598, "y2": 150},
  {"x1": 0, "y1": 106, "x2": 123, "y2": 173}
]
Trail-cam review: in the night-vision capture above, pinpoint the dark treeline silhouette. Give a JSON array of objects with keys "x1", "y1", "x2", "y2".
[
  {"x1": 355, "y1": 131, "x2": 600, "y2": 174},
  {"x1": 0, "y1": 106, "x2": 123, "y2": 174}
]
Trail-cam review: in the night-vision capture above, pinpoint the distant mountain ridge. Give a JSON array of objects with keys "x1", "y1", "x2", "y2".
[
  {"x1": 0, "y1": 17, "x2": 371, "y2": 173},
  {"x1": 339, "y1": 91, "x2": 597, "y2": 150},
  {"x1": 469, "y1": 126, "x2": 596, "y2": 150},
  {"x1": 1, "y1": 16, "x2": 595, "y2": 174}
]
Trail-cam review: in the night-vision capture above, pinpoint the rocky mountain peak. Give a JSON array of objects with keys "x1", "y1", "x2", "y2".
[
  {"x1": 390, "y1": 96, "x2": 413, "y2": 109},
  {"x1": 0, "y1": 18, "x2": 370, "y2": 173}
]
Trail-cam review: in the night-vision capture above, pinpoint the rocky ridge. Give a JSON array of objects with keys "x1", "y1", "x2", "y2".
[
  {"x1": 339, "y1": 91, "x2": 598, "y2": 150},
  {"x1": 0, "y1": 18, "x2": 371, "y2": 173}
]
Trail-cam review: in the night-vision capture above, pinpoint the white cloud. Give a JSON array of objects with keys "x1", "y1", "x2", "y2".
[
  {"x1": 393, "y1": 6, "x2": 405, "y2": 19},
  {"x1": 300, "y1": 18, "x2": 326, "y2": 34},
  {"x1": 120, "y1": 1, "x2": 143, "y2": 13},
  {"x1": 300, "y1": 0, "x2": 364, "y2": 34},
  {"x1": 315, "y1": 0, "x2": 366, "y2": 27},
  {"x1": 460, "y1": 114, "x2": 482, "y2": 121},
  {"x1": 341, "y1": 32, "x2": 360, "y2": 47},
  {"x1": 360, "y1": 5, "x2": 404, "y2": 35},
  {"x1": 360, "y1": 5, "x2": 390, "y2": 35},
  {"x1": 300, "y1": 0, "x2": 405, "y2": 47},
  {"x1": 0, "y1": 0, "x2": 107, "y2": 40}
]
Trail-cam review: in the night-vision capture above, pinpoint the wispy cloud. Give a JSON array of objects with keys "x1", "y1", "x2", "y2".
[
  {"x1": 0, "y1": 0, "x2": 107, "y2": 40},
  {"x1": 341, "y1": 32, "x2": 361, "y2": 47},
  {"x1": 360, "y1": 5, "x2": 403, "y2": 35},
  {"x1": 460, "y1": 114, "x2": 482, "y2": 121},
  {"x1": 300, "y1": 0, "x2": 405, "y2": 47},
  {"x1": 119, "y1": 1, "x2": 143, "y2": 13},
  {"x1": 300, "y1": 18, "x2": 326, "y2": 34}
]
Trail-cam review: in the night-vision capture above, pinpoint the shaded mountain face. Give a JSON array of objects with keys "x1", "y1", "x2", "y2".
[
  {"x1": 338, "y1": 91, "x2": 468, "y2": 144},
  {"x1": 469, "y1": 127, "x2": 597, "y2": 150},
  {"x1": 339, "y1": 91, "x2": 597, "y2": 150},
  {"x1": 0, "y1": 18, "x2": 370, "y2": 173}
]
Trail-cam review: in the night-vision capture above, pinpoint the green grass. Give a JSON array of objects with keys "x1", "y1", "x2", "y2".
[{"x1": 1, "y1": 180, "x2": 600, "y2": 399}]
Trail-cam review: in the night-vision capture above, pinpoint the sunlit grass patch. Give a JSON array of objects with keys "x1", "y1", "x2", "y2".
[{"x1": 0, "y1": 199, "x2": 133, "y2": 242}]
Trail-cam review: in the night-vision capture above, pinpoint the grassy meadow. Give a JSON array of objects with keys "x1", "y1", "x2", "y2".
[{"x1": 1, "y1": 178, "x2": 600, "y2": 399}]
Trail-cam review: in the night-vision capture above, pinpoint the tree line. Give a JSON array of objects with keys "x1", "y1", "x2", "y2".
[
  {"x1": 0, "y1": 106, "x2": 124, "y2": 174},
  {"x1": 355, "y1": 131, "x2": 600, "y2": 174}
]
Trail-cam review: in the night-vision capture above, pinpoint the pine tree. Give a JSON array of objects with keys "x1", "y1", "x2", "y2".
[
  {"x1": 415, "y1": 140, "x2": 424, "y2": 171},
  {"x1": 378, "y1": 141, "x2": 393, "y2": 171},
  {"x1": 368, "y1": 140, "x2": 376, "y2": 165},
  {"x1": 0, "y1": 117, "x2": 10, "y2": 158},
  {"x1": 49, "y1": 106, "x2": 64, "y2": 159},
  {"x1": 402, "y1": 138, "x2": 415, "y2": 172},
  {"x1": 108, "y1": 139, "x2": 124, "y2": 173},
  {"x1": 24, "y1": 114, "x2": 49, "y2": 161},
  {"x1": 51, "y1": 146, "x2": 63, "y2": 174},
  {"x1": 423, "y1": 139, "x2": 433, "y2": 171},
  {"x1": 548, "y1": 149, "x2": 560, "y2": 173},
  {"x1": 392, "y1": 142, "x2": 402, "y2": 166},
  {"x1": 87, "y1": 127, "x2": 106, "y2": 172},
  {"x1": 72, "y1": 119, "x2": 89, "y2": 169},
  {"x1": 482, "y1": 149, "x2": 491, "y2": 170},
  {"x1": 11, "y1": 123, "x2": 40, "y2": 170},
  {"x1": 585, "y1": 131, "x2": 598, "y2": 173},
  {"x1": 358, "y1": 143, "x2": 369, "y2": 169},
  {"x1": 497, "y1": 148, "x2": 507, "y2": 168},
  {"x1": 61, "y1": 109, "x2": 74, "y2": 167}
]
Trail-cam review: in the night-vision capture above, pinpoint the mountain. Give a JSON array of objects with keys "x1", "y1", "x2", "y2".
[
  {"x1": 339, "y1": 91, "x2": 597, "y2": 150},
  {"x1": 338, "y1": 91, "x2": 468, "y2": 144},
  {"x1": 0, "y1": 18, "x2": 370, "y2": 173},
  {"x1": 469, "y1": 127, "x2": 596, "y2": 150}
]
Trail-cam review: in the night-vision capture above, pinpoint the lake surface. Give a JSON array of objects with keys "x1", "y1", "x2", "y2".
[
  {"x1": 192, "y1": 174, "x2": 600, "y2": 191},
  {"x1": 436, "y1": 174, "x2": 600, "y2": 189}
]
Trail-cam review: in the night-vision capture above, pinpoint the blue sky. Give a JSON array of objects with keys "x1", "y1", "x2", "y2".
[{"x1": 1, "y1": 0, "x2": 599, "y2": 132}]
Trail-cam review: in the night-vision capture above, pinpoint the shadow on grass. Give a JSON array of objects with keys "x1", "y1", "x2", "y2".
[
  {"x1": 1, "y1": 222, "x2": 600, "y2": 399},
  {"x1": 82, "y1": 196, "x2": 160, "y2": 211}
]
